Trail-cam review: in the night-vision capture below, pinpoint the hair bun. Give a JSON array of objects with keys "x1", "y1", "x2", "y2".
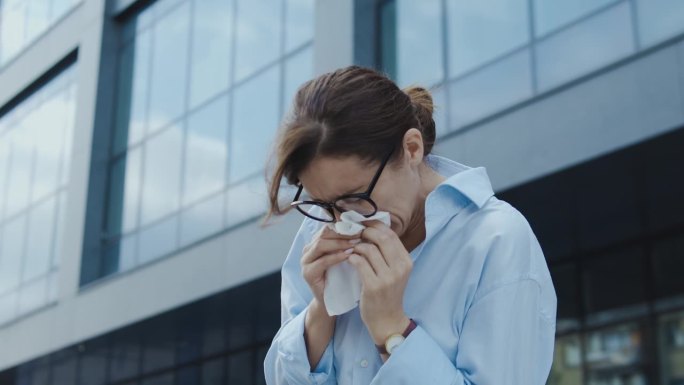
[{"x1": 402, "y1": 85, "x2": 436, "y2": 155}]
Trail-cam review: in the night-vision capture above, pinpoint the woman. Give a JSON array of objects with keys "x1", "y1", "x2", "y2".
[{"x1": 262, "y1": 65, "x2": 557, "y2": 384}]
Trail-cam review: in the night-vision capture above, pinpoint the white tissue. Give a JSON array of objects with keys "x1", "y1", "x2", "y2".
[{"x1": 323, "y1": 210, "x2": 391, "y2": 316}]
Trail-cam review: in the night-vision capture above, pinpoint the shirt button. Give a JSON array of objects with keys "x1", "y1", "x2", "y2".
[{"x1": 360, "y1": 359, "x2": 368, "y2": 368}]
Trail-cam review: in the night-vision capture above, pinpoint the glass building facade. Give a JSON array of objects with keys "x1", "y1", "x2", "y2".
[
  {"x1": 0, "y1": 64, "x2": 77, "y2": 326},
  {"x1": 80, "y1": 0, "x2": 314, "y2": 286},
  {"x1": 379, "y1": 0, "x2": 684, "y2": 134},
  {"x1": 0, "y1": 0, "x2": 82, "y2": 66},
  {"x1": 1, "y1": 0, "x2": 684, "y2": 384}
]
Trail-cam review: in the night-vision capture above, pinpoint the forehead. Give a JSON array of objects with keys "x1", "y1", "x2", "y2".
[{"x1": 298, "y1": 155, "x2": 371, "y2": 199}]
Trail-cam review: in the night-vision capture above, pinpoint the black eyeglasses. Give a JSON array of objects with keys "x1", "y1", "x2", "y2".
[{"x1": 290, "y1": 147, "x2": 395, "y2": 222}]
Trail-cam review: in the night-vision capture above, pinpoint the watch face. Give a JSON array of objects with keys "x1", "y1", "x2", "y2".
[{"x1": 385, "y1": 334, "x2": 406, "y2": 354}]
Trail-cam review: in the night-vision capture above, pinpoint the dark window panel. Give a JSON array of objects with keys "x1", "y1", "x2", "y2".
[
  {"x1": 50, "y1": 347, "x2": 77, "y2": 385},
  {"x1": 141, "y1": 322, "x2": 175, "y2": 374},
  {"x1": 583, "y1": 247, "x2": 647, "y2": 315},
  {"x1": 652, "y1": 233, "x2": 684, "y2": 299},
  {"x1": 108, "y1": 328, "x2": 141, "y2": 383},
  {"x1": 550, "y1": 263, "x2": 580, "y2": 325},
  {"x1": 201, "y1": 357, "x2": 226, "y2": 385},
  {"x1": 227, "y1": 350, "x2": 253, "y2": 385},
  {"x1": 77, "y1": 335, "x2": 109, "y2": 385},
  {"x1": 176, "y1": 364, "x2": 200, "y2": 385}
]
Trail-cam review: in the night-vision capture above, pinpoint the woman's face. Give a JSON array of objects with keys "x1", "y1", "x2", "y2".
[{"x1": 297, "y1": 129, "x2": 430, "y2": 239}]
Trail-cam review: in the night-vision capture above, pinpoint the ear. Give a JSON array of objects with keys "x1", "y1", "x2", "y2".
[{"x1": 402, "y1": 128, "x2": 424, "y2": 167}]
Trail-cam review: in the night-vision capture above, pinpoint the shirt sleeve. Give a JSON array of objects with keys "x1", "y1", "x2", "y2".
[
  {"x1": 263, "y1": 216, "x2": 337, "y2": 385},
  {"x1": 370, "y1": 210, "x2": 557, "y2": 385}
]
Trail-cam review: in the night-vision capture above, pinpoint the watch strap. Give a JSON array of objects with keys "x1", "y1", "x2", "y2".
[{"x1": 375, "y1": 318, "x2": 417, "y2": 355}]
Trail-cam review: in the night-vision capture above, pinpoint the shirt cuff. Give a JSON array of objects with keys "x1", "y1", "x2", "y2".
[
  {"x1": 277, "y1": 303, "x2": 335, "y2": 384},
  {"x1": 371, "y1": 324, "x2": 464, "y2": 385}
]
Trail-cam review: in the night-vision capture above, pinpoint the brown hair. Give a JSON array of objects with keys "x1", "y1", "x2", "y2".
[{"x1": 260, "y1": 65, "x2": 437, "y2": 227}]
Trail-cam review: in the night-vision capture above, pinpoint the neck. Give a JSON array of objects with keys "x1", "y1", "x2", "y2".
[{"x1": 400, "y1": 163, "x2": 446, "y2": 252}]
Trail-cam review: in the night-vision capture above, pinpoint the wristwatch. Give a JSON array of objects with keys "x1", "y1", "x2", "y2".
[{"x1": 375, "y1": 318, "x2": 417, "y2": 355}]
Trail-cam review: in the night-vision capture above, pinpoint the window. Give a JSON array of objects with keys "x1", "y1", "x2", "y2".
[
  {"x1": 88, "y1": 0, "x2": 314, "y2": 285},
  {"x1": 0, "y1": 65, "x2": 76, "y2": 325}
]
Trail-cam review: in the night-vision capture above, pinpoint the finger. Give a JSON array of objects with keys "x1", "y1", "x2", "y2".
[
  {"x1": 352, "y1": 242, "x2": 390, "y2": 276},
  {"x1": 307, "y1": 250, "x2": 352, "y2": 278},
  {"x1": 360, "y1": 224, "x2": 402, "y2": 267},
  {"x1": 301, "y1": 238, "x2": 360, "y2": 264},
  {"x1": 347, "y1": 253, "x2": 377, "y2": 286}
]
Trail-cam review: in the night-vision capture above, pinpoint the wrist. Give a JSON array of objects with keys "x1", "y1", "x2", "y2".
[{"x1": 370, "y1": 314, "x2": 411, "y2": 346}]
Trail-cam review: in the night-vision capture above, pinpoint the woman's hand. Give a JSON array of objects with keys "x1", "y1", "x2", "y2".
[
  {"x1": 301, "y1": 225, "x2": 362, "y2": 306},
  {"x1": 347, "y1": 220, "x2": 413, "y2": 348}
]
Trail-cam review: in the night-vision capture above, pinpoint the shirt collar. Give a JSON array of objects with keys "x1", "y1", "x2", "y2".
[{"x1": 425, "y1": 153, "x2": 495, "y2": 210}]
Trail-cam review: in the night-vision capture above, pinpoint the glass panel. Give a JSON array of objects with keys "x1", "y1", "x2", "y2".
[
  {"x1": 659, "y1": 310, "x2": 684, "y2": 385},
  {"x1": 229, "y1": 66, "x2": 280, "y2": 184},
  {"x1": 285, "y1": 0, "x2": 314, "y2": 52},
  {"x1": 60, "y1": 83, "x2": 77, "y2": 186},
  {"x1": 583, "y1": 247, "x2": 646, "y2": 315},
  {"x1": 551, "y1": 263, "x2": 580, "y2": 331},
  {"x1": 138, "y1": 214, "x2": 179, "y2": 264},
  {"x1": 5, "y1": 129, "x2": 34, "y2": 217},
  {"x1": 31, "y1": 93, "x2": 68, "y2": 201},
  {"x1": 51, "y1": 348, "x2": 77, "y2": 385},
  {"x1": 0, "y1": 1, "x2": 27, "y2": 64},
  {"x1": 175, "y1": 317, "x2": 203, "y2": 365},
  {"x1": 0, "y1": 215, "x2": 27, "y2": 293},
  {"x1": 102, "y1": 233, "x2": 138, "y2": 275},
  {"x1": 113, "y1": 31, "x2": 152, "y2": 154},
  {"x1": 77, "y1": 336, "x2": 109, "y2": 385},
  {"x1": 51, "y1": 191, "x2": 67, "y2": 269},
  {"x1": 141, "y1": 323, "x2": 175, "y2": 374},
  {"x1": 535, "y1": 3, "x2": 635, "y2": 91},
  {"x1": 141, "y1": 126, "x2": 183, "y2": 225},
  {"x1": 225, "y1": 177, "x2": 267, "y2": 227},
  {"x1": 17, "y1": 275, "x2": 48, "y2": 315},
  {"x1": 584, "y1": 322, "x2": 646, "y2": 384},
  {"x1": 189, "y1": 0, "x2": 233, "y2": 109},
  {"x1": 176, "y1": 365, "x2": 200, "y2": 385},
  {"x1": 234, "y1": 0, "x2": 282, "y2": 82},
  {"x1": 447, "y1": 0, "x2": 529, "y2": 78},
  {"x1": 227, "y1": 351, "x2": 253, "y2": 384},
  {"x1": 109, "y1": 329, "x2": 141, "y2": 383},
  {"x1": 106, "y1": 148, "x2": 142, "y2": 236},
  {"x1": 141, "y1": 373, "x2": 174, "y2": 385},
  {"x1": 25, "y1": 0, "x2": 50, "y2": 43},
  {"x1": 23, "y1": 196, "x2": 56, "y2": 281},
  {"x1": 183, "y1": 95, "x2": 229, "y2": 205},
  {"x1": 147, "y1": 1, "x2": 190, "y2": 134},
  {"x1": 432, "y1": 85, "x2": 447, "y2": 137},
  {"x1": 448, "y1": 49, "x2": 532, "y2": 129},
  {"x1": 533, "y1": 0, "x2": 615, "y2": 37},
  {"x1": 652, "y1": 233, "x2": 684, "y2": 299},
  {"x1": 179, "y1": 193, "x2": 224, "y2": 247},
  {"x1": 201, "y1": 357, "x2": 225, "y2": 385},
  {"x1": 255, "y1": 345, "x2": 269, "y2": 385},
  {"x1": 547, "y1": 334, "x2": 583, "y2": 385},
  {"x1": 396, "y1": 0, "x2": 443, "y2": 87},
  {"x1": 283, "y1": 46, "x2": 313, "y2": 115},
  {"x1": 636, "y1": 0, "x2": 684, "y2": 47}
]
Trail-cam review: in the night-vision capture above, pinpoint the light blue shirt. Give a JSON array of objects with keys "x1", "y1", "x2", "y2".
[{"x1": 264, "y1": 153, "x2": 557, "y2": 384}]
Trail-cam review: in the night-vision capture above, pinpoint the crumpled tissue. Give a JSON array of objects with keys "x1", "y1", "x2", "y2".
[{"x1": 323, "y1": 210, "x2": 391, "y2": 316}]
